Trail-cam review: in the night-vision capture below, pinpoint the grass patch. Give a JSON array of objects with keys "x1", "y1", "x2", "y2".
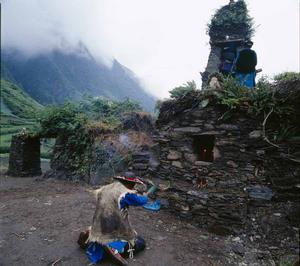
[
  {"x1": 0, "y1": 113, "x2": 36, "y2": 126},
  {"x1": 0, "y1": 112, "x2": 38, "y2": 155},
  {"x1": 0, "y1": 125, "x2": 35, "y2": 135}
]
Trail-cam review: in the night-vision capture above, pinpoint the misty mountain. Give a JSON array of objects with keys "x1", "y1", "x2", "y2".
[{"x1": 1, "y1": 48, "x2": 156, "y2": 111}]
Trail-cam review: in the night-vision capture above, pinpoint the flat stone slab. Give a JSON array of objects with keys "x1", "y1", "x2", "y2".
[{"x1": 174, "y1": 127, "x2": 201, "y2": 133}]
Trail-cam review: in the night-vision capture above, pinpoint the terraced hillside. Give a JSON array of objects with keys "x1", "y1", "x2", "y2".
[
  {"x1": 0, "y1": 79, "x2": 53, "y2": 157},
  {"x1": 1, "y1": 79, "x2": 43, "y2": 118}
]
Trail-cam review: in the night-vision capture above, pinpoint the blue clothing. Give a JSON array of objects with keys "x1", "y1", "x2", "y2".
[
  {"x1": 219, "y1": 45, "x2": 237, "y2": 74},
  {"x1": 87, "y1": 242, "x2": 105, "y2": 263},
  {"x1": 143, "y1": 200, "x2": 161, "y2": 211},
  {"x1": 87, "y1": 241, "x2": 127, "y2": 263},
  {"x1": 233, "y1": 47, "x2": 257, "y2": 88},
  {"x1": 236, "y1": 72, "x2": 256, "y2": 88},
  {"x1": 119, "y1": 193, "x2": 148, "y2": 209},
  {"x1": 86, "y1": 193, "x2": 148, "y2": 263},
  {"x1": 86, "y1": 237, "x2": 146, "y2": 263}
]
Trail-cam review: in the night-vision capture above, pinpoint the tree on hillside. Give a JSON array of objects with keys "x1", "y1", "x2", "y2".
[{"x1": 169, "y1": 80, "x2": 197, "y2": 99}]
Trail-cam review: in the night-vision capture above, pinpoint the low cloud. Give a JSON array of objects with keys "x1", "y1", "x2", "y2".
[
  {"x1": 1, "y1": 0, "x2": 113, "y2": 64},
  {"x1": 1, "y1": 0, "x2": 299, "y2": 98}
]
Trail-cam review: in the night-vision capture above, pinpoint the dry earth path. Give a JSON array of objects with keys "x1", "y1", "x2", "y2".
[{"x1": 0, "y1": 174, "x2": 278, "y2": 266}]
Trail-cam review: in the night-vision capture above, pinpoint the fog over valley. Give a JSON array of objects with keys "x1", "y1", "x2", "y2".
[{"x1": 1, "y1": 0, "x2": 299, "y2": 98}]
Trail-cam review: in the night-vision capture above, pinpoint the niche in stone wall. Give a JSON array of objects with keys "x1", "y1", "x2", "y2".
[{"x1": 192, "y1": 135, "x2": 215, "y2": 162}]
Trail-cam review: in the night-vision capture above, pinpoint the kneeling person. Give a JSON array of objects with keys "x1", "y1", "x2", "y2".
[{"x1": 78, "y1": 175, "x2": 148, "y2": 265}]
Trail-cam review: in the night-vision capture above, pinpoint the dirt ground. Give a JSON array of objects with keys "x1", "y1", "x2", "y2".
[{"x1": 0, "y1": 173, "x2": 296, "y2": 266}]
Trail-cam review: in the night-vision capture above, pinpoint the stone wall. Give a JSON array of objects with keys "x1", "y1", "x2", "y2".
[
  {"x1": 155, "y1": 93, "x2": 300, "y2": 235},
  {"x1": 8, "y1": 134, "x2": 42, "y2": 177},
  {"x1": 44, "y1": 112, "x2": 156, "y2": 183},
  {"x1": 44, "y1": 133, "x2": 93, "y2": 182},
  {"x1": 201, "y1": 45, "x2": 222, "y2": 88}
]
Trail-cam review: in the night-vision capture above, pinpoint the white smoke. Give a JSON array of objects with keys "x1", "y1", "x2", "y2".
[{"x1": 119, "y1": 134, "x2": 133, "y2": 149}]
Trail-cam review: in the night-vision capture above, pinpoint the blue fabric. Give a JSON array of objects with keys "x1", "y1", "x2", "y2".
[
  {"x1": 220, "y1": 61, "x2": 234, "y2": 74},
  {"x1": 143, "y1": 200, "x2": 161, "y2": 211},
  {"x1": 236, "y1": 72, "x2": 256, "y2": 88},
  {"x1": 86, "y1": 242, "x2": 105, "y2": 264},
  {"x1": 108, "y1": 240, "x2": 127, "y2": 252},
  {"x1": 86, "y1": 241, "x2": 127, "y2": 263},
  {"x1": 220, "y1": 46, "x2": 237, "y2": 74},
  {"x1": 120, "y1": 193, "x2": 148, "y2": 209}
]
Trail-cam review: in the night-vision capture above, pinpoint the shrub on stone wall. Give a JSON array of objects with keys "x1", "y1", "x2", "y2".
[
  {"x1": 207, "y1": 0, "x2": 255, "y2": 41},
  {"x1": 217, "y1": 75, "x2": 299, "y2": 143},
  {"x1": 79, "y1": 96, "x2": 142, "y2": 127},
  {"x1": 37, "y1": 102, "x2": 86, "y2": 136},
  {"x1": 169, "y1": 80, "x2": 197, "y2": 99},
  {"x1": 38, "y1": 103, "x2": 93, "y2": 181},
  {"x1": 273, "y1": 72, "x2": 300, "y2": 82}
]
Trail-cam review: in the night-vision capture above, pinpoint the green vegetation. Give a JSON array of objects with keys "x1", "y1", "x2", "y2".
[
  {"x1": 273, "y1": 72, "x2": 300, "y2": 82},
  {"x1": 0, "y1": 83, "x2": 143, "y2": 161},
  {"x1": 38, "y1": 103, "x2": 92, "y2": 179},
  {"x1": 1, "y1": 79, "x2": 43, "y2": 118},
  {"x1": 217, "y1": 75, "x2": 299, "y2": 143},
  {"x1": 36, "y1": 97, "x2": 143, "y2": 179},
  {"x1": 40, "y1": 139, "x2": 56, "y2": 159},
  {"x1": 37, "y1": 97, "x2": 143, "y2": 133},
  {"x1": 2, "y1": 50, "x2": 156, "y2": 111},
  {"x1": 207, "y1": 0, "x2": 254, "y2": 41},
  {"x1": 37, "y1": 102, "x2": 87, "y2": 136},
  {"x1": 0, "y1": 79, "x2": 45, "y2": 156},
  {"x1": 79, "y1": 96, "x2": 142, "y2": 127},
  {"x1": 0, "y1": 113, "x2": 37, "y2": 154},
  {"x1": 0, "y1": 73, "x2": 146, "y2": 177},
  {"x1": 169, "y1": 80, "x2": 197, "y2": 99}
]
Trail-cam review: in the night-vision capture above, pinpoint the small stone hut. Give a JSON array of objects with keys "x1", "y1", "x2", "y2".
[{"x1": 154, "y1": 89, "x2": 300, "y2": 235}]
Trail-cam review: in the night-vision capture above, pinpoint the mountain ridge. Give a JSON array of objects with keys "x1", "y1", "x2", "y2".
[{"x1": 1, "y1": 47, "x2": 156, "y2": 111}]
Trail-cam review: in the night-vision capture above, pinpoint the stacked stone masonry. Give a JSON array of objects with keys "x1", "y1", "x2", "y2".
[
  {"x1": 155, "y1": 93, "x2": 300, "y2": 235},
  {"x1": 8, "y1": 134, "x2": 42, "y2": 177}
]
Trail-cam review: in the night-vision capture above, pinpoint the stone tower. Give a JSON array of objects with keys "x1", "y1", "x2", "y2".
[{"x1": 201, "y1": 0, "x2": 254, "y2": 88}]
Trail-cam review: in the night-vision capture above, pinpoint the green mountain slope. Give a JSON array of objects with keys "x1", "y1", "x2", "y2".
[
  {"x1": 2, "y1": 47, "x2": 156, "y2": 111},
  {"x1": 0, "y1": 79, "x2": 48, "y2": 155},
  {"x1": 1, "y1": 79, "x2": 43, "y2": 118}
]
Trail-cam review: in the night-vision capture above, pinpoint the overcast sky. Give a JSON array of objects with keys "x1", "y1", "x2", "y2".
[{"x1": 1, "y1": 0, "x2": 299, "y2": 98}]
